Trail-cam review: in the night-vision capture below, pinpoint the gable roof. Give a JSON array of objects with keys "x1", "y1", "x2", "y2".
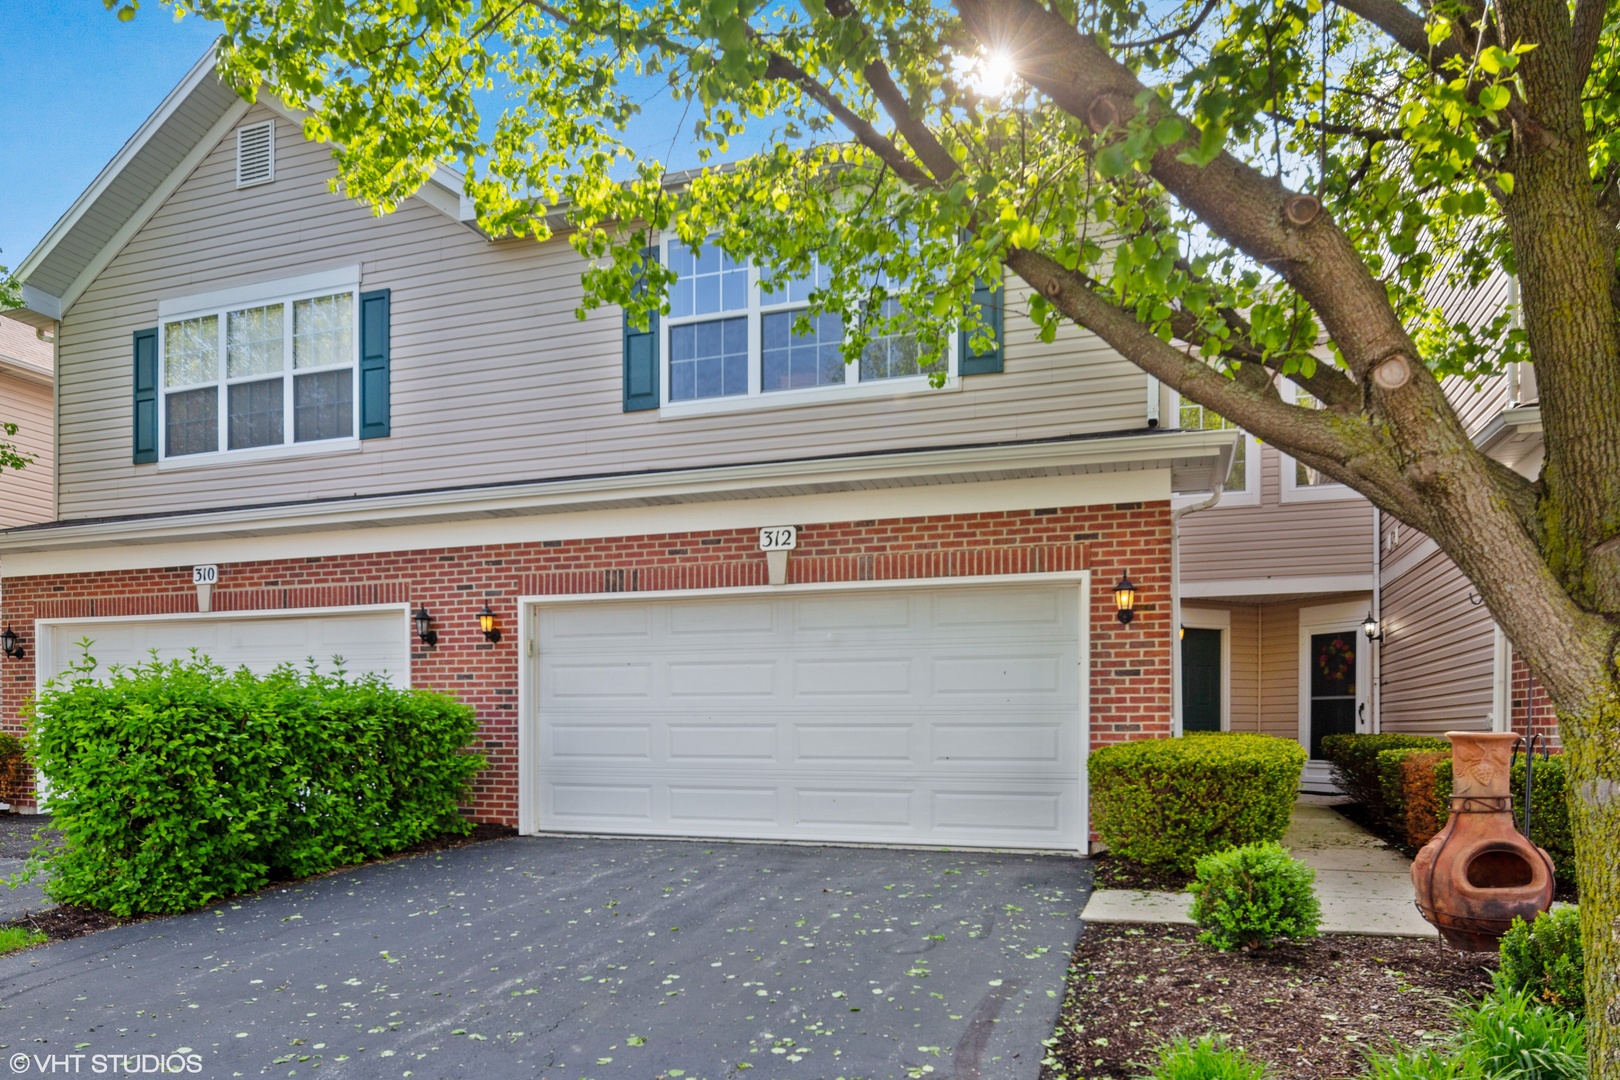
[{"x1": 9, "y1": 42, "x2": 476, "y2": 329}]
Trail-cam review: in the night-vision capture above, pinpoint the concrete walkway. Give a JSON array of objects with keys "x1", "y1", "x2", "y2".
[{"x1": 1082, "y1": 797, "x2": 1437, "y2": 938}]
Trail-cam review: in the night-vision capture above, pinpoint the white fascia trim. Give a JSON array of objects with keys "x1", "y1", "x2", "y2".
[
  {"x1": 18, "y1": 286, "x2": 62, "y2": 322},
  {"x1": 17, "y1": 42, "x2": 224, "y2": 287},
  {"x1": 1473, "y1": 404, "x2": 1543, "y2": 454},
  {"x1": 0, "y1": 354, "x2": 52, "y2": 388},
  {"x1": 1181, "y1": 573, "x2": 1373, "y2": 598},
  {"x1": 59, "y1": 97, "x2": 255, "y2": 317},
  {"x1": 0, "y1": 429, "x2": 1229, "y2": 556},
  {"x1": 157, "y1": 264, "x2": 362, "y2": 321}
]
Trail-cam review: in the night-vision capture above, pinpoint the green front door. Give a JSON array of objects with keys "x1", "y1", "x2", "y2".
[{"x1": 1182, "y1": 628, "x2": 1222, "y2": 733}]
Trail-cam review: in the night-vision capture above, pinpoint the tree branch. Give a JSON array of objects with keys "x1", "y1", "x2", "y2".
[
  {"x1": 1569, "y1": 0, "x2": 1607, "y2": 88},
  {"x1": 1113, "y1": 0, "x2": 1221, "y2": 48}
]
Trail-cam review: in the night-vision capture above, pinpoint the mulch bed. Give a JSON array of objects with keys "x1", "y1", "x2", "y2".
[
  {"x1": 1088, "y1": 852, "x2": 1194, "y2": 892},
  {"x1": 1041, "y1": 923, "x2": 1496, "y2": 1079},
  {"x1": 1, "y1": 820, "x2": 517, "y2": 947}
]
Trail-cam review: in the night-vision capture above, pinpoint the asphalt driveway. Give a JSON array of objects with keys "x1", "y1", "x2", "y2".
[{"x1": 0, "y1": 837, "x2": 1091, "y2": 1079}]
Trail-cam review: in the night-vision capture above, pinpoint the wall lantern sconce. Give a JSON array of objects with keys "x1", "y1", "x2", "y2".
[
  {"x1": 0, "y1": 625, "x2": 23, "y2": 661},
  {"x1": 1362, "y1": 611, "x2": 1384, "y2": 642},
  {"x1": 1113, "y1": 574, "x2": 1137, "y2": 624},
  {"x1": 413, "y1": 606, "x2": 439, "y2": 648},
  {"x1": 477, "y1": 604, "x2": 502, "y2": 644},
  {"x1": 1179, "y1": 624, "x2": 1186, "y2": 641}
]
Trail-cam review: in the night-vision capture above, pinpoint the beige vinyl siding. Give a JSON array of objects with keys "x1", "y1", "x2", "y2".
[
  {"x1": 1184, "y1": 601, "x2": 1301, "y2": 740},
  {"x1": 1379, "y1": 546, "x2": 1495, "y2": 734},
  {"x1": 0, "y1": 317, "x2": 55, "y2": 529},
  {"x1": 56, "y1": 105, "x2": 1152, "y2": 521},
  {"x1": 0, "y1": 373, "x2": 54, "y2": 528},
  {"x1": 1180, "y1": 444, "x2": 1373, "y2": 584}
]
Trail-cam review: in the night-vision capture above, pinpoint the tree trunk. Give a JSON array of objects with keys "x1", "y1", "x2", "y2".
[{"x1": 1561, "y1": 696, "x2": 1620, "y2": 1075}]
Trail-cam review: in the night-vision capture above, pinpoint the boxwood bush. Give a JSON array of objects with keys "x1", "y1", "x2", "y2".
[
  {"x1": 1433, "y1": 755, "x2": 1575, "y2": 881},
  {"x1": 1498, "y1": 906, "x2": 1584, "y2": 1016},
  {"x1": 1321, "y1": 733, "x2": 1448, "y2": 822},
  {"x1": 1089, "y1": 733, "x2": 1306, "y2": 873},
  {"x1": 1188, "y1": 841, "x2": 1320, "y2": 950},
  {"x1": 24, "y1": 650, "x2": 485, "y2": 916}
]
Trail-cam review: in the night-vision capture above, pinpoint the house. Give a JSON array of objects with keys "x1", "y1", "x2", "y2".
[
  {"x1": 0, "y1": 315, "x2": 54, "y2": 529},
  {"x1": 0, "y1": 47, "x2": 1236, "y2": 851},
  {"x1": 1171, "y1": 270, "x2": 1555, "y2": 787}
]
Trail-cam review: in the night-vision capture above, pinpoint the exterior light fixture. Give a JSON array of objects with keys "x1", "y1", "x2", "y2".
[
  {"x1": 1113, "y1": 574, "x2": 1137, "y2": 624},
  {"x1": 477, "y1": 604, "x2": 502, "y2": 644},
  {"x1": 1363, "y1": 611, "x2": 1383, "y2": 642},
  {"x1": 0, "y1": 625, "x2": 23, "y2": 661},
  {"x1": 413, "y1": 606, "x2": 438, "y2": 648},
  {"x1": 1179, "y1": 624, "x2": 1186, "y2": 641}
]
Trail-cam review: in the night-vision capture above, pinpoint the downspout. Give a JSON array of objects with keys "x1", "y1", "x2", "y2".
[
  {"x1": 1171, "y1": 481, "x2": 1224, "y2": 735},
  {"x1": 1370, "y1": 505, "x2": 1381, "y2": 733}
]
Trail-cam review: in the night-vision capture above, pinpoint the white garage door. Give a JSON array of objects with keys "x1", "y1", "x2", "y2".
[
  {"x1": 532, "y1": 582, "x2": 1086, "y2": 850},
  {"x1": 40, "y1": 608, "x2": 411, "y2": 688}
]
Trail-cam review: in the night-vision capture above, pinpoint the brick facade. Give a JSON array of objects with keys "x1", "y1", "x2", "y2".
[
  {"x1": 1509, "y1": 653, "x2": 1561, "y2": 749},
  {"x1": 1, "y1": 501, "x2": 1174, "y2": 824}
]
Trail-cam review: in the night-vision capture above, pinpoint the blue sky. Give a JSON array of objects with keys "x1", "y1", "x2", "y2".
[
  {"x1": 0, "y1": 5, "x2": 751, "y2": 273},
  {"x1": 0, "y1": 5, "x2": 219, "y2": 269}
]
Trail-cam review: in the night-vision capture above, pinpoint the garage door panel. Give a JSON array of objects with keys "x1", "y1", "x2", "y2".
[
  {"x1": 49, "y1": 610, "x2": 409, "y2": 688},
  {"x1": 534, "y1": 583, "x2": 1085, "y2": 849},
  {"x1": 549, "y1": 724, "x2": 652, "y2": 761}
]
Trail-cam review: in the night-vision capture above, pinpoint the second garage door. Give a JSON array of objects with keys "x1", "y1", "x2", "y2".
[{"x1": 531, "y1": 581, "x2": 1086, "y2": 850}]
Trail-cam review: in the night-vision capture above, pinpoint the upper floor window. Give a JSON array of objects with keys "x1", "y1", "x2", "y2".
[
  {"x1": 158, "y1": 270, "x2": 360, "y2": 462},
  {"x1": 1178, "y1": 399, "x2": 1248, "y2": 494},
  {"x1": 1280, "y1": 386, "x2": 1358, "y2": 502},
  {"x1": 661, "y1": 239, "x2": 947, "y2": 411}
]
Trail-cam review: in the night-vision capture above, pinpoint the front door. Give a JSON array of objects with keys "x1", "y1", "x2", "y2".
[
  {"x1": 1182, "y1": 628, "x2": 1222, "y2": 732},
  {"x1": 1307, "y1": 629, "x2": 1359, "y2": 758}
]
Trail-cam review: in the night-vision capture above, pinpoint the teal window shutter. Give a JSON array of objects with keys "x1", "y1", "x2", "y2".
[
  {"x1": 359, "y1": 289, "x2": 391, "y2": 439},
  {"x1": 132, "y1": 327, "x2": 158, "y2": 463},
  {"x1": 959, "y1": 274, "x2": 1004, "y2": 375},
  {"x1": 623, "y1": 248, "x2": 660, "y2": 411}
]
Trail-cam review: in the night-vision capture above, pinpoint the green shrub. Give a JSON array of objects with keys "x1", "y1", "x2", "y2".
[
  {"x1": 1320, "y1": 733, "x2": 1448, "y2": 820},
  {"x1": 1364, "y1": 987, "x2": 1585, "y2": 1080},
  {"x1": 1376, "y1": 747, "x2": 1442, "y2": 836},
  {"x1": 24, "y1": 650, "x2": 486, "y2": 916},
  {"x1": 1433, "y1": 756, "x2": 1575, "y2": 881},
  {"x1": 1147, "y1": 1034, "x2": 1271, "y2": 1080},
  {"x1": 1089, "y1": 734, "x2": 1305, "y2": 873},
  {"x1": 1498, "y1": 906, "x2": 1584, "y2": 1016},
  {"x1": 1398, "y1": 750, "x2": 1448, "y2": 849},
  {"x1": 1188, "y1": 841, "x2": 1320, "y2": 950}
]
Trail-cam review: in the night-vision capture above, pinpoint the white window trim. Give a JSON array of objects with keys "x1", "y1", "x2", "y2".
[
  {"x1": 1169, "y1": 392, "x2": 1260, "y2": 507},
  {"x1": 1279, "y1": 381, "x2": 1361, "y2": 503},
  {"x1": 1178, "y1": 606, "x2": 1231, "y2": 733},
  {"x1": 656, "y1": 236, "x2": 958, "y2": 418},
  {"x1": 156, "y1": 268, "x2": 363, "y2": 466}
]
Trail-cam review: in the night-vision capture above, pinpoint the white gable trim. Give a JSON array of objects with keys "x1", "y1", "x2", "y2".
[
  {"x1": 16, "y1": 44, "x2": 224, "y2": 288},
  {"x1": 53, "y1": 97, "x2": 253, "y2": 318}
]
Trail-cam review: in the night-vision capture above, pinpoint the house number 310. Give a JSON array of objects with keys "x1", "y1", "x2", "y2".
[{"x1": 193, "y1": 565, "x2": 219, "y2": 586}]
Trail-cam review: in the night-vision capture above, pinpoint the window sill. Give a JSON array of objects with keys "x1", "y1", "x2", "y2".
[
  {"x1": 1173, "y1": 488, "x2": 1261, "y2": 509},
  {"x1": 1279, "y1": 481, "x2": 1363, "y2": 504},
  {"x1": 155, "y1": 437, "x2": 362, "y2": 471},
  {"x1": 658, "y1": 375, "x2": 959, "y2": 419}
]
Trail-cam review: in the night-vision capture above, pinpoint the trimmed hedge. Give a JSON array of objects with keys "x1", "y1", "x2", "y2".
[
  {"x1": 1090, "y1": 733, "x2": 1306, "y2": 873},
  {"x1": 1375, "y1": 747, "x2": 1445, "y2": 844},
  {"x1": 1498, "y1": 906, "x2": 1584, "y2": 1016},
  {"x1": 24, "y1": 651, "x2": 485, "y2": 916},
  {"x1": 1434, "y1": 756, "x2": 1575, "y2": 881},
  {"x1": 0, "y1": 731, "x2": 24, "y2": 803},
  {"x1": 1321, "y1": 733, "x2": 1448, "y2": 822},
  {"x1": 1398, "y1": 750, "x2": 1447, "y2": 849}
]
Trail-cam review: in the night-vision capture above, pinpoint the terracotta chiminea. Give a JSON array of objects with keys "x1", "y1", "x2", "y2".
[{"x1": 1411, "y1": 732, "x2": 1555, "y2": 951}]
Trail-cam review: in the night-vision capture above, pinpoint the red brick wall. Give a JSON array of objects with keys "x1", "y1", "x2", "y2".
[
  {"x1": 1509, "y1": 653, "x2": 1561, "y2": 749},
  {"x1": 1, "y1": 501, "x2": 1173, "y2": 823}
]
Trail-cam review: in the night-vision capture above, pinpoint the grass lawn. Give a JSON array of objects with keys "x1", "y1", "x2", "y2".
[{"x1": 0, "y1": 926, "x2": 47, "y2": 956}]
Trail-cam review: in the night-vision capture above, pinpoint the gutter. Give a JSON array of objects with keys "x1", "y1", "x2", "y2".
[
  {"x1": 1170, "y1": 482, "x2": 1224, "y2": 734},
  {"x1": 0, "y1": 353, "x2": 51, "y2": 389}
]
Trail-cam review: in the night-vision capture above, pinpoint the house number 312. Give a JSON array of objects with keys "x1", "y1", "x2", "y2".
[{"x1": 758, "y1": 527, "x2": 797, "y2": 551}]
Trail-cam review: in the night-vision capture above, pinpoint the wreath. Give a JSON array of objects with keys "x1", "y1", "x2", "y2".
[{"x1": 1317, "y1": 635, "x2": 1356, "y2": 685}]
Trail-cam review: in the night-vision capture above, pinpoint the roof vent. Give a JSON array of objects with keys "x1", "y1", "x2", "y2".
[{"x1": 236, "y1": 121, "x2": 275, "y2": 188}]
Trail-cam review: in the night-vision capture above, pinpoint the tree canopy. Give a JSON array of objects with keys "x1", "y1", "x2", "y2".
[{"x1": 102, "y1": 0, "x2": 1620, "y2": 1070}]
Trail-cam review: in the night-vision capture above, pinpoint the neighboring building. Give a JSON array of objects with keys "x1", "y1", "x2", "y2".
[
  {"x1": 1171, "y1": 268, "x2": 1555, "y2": 788},
  {"x1": 0, "y1": 315, "x2": 55, "y2": 528},
  {"x1": 0, "y1": 48, "x2": 1235, "y2": 850}
]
